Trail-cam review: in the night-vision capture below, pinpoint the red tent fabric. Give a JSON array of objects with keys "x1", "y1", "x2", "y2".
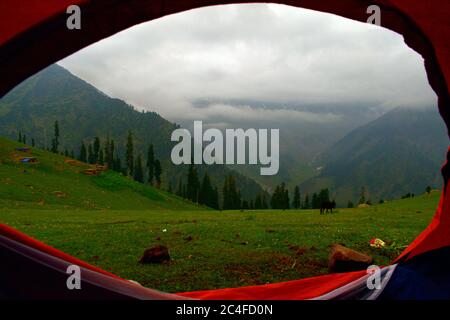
[{"x1": 0, "y1": 0, "x2": 449, "y2": 299}]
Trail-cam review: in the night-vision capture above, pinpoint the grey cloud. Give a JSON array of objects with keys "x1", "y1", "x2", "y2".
[{"x1": 59, "y1": 3, "x2": 436, "y2": 127}]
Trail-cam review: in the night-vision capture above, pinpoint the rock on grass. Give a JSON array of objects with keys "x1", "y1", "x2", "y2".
[
  {"x1": 328, "y1": 244, "x2": 373, "y2": 273},
  {"x1": 139, "y1": 245, "x2": 170, "y2": 264}
]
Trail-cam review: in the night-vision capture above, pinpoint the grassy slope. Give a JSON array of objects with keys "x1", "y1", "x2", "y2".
[
  {"x1": 0, "y1": 136, "x2": 441, "y2": 293},
  {"x1": 0, "y1": 136, "x2": 200, "y2": 211}
]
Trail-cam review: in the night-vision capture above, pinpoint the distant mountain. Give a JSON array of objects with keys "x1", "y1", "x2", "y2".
[
  {"x1": 0, "y1": 64, "x2": 264, "y2": 201},
  {"x1": 301, "y1": 107, "x2": 449, "y2": 206},
  {"x1": 195, "y1": 101, "x2": 383, "y2": 191}
]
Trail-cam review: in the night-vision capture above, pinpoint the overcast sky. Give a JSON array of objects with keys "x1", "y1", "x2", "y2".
[{"x1": 59, "y1": 3, "x2": 436, "y2": 127}]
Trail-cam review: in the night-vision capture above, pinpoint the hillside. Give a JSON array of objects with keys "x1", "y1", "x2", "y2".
[
  {"x1": 0, "y1": 136, "x2": 201, "y2": 211},
  {"x1": 302, "y1": 107, "x2": 448, "y2": 205},
  {"x1": 0, "y1": 64, "x2": 264, "y2": 201}
]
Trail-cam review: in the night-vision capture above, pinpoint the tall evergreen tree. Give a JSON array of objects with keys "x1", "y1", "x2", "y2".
[
  {"x1": 93, "y1": 137, "x2": 100, "y2": 163},
  {"x1": 147, "y1": 144, "x2": 155, "y2": 185},
  {"x1": 176, "y1": 177, "x2": 184, "y2": 197},
  {"x1": 31, "y1": 138, "x2": 35, "y2": 147},
  {"x1": 18, "y1": 131, "x2": 22, "y2": 143},
  {"x1": 154, "y1": 159, "x2": 162, "y2": 188},
  {"x1": 359, "y1": 186, "x2": 366, "y2": 204},
  {"x1": 312, "y1": 192, "x2": 319, "y2": 209},
  {"x1": 133, "y1": 154, "x2": 144, "y2": 183},
  {"x1": 79, "y1": 142, "x2": 87, "y2": 163},
  {"x1": 199, "y1": 171, "x2": 216, "y2": 208},
  {"x1": 98, "y1": 149, "x2": 104, "y2": 165},
  {"x1": 254, "y1": 194, "x2": 262, "y2": 209},
  {"x1": 104, "y1": 136, "x2": 110, "y2": 167},
  {"x1": 271, "y1": 183, "x2": 289, "y2": 209},
  {"x1": 282, "y1": 183, "x2": 290, "y2": 210},
  {"x1": 88, "y1": 143, "x2": 95, "y2": 164},
  {"x1": 113, "y1": 156, "x2": 122, "y2": 173},
  {"x1": 293, "y1": 186, "x2": 301, "y2": 209},
  {"x1": 261, "y1": 193, "x2": 269, "y2": 209},
  {"x1": 109, "y1": 140, "x2": 115, "y2": 169},
  {"x1": 186, "y1": 164, "x2": 200, "y2": 202},
  {"x1": 318, "y1": 188, "x2": 330, "y2": 206},
  {"x1": 212, "y1": 187, "x2": 219, "y2": 210},
  {"x1": 303, "y1": 193, "x2": 310, "y2": 209},
  {"x1": 51, "y1": 121, "x2": 59, "y2": 153},
  {"x1": 126, "y1": 131, "x2": 134, "y2": 176},
  {"x1": 223, "y1": 175, "x2": 240, "y2": 210}
]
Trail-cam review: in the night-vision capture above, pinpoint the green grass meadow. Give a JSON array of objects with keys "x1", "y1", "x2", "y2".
[{"x1": 0, "y1": 137, "x2": 440, "y2": 293}]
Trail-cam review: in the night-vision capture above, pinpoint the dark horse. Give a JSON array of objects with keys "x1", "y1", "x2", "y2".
[{"x1": 320, "y1": 200, "x2": 336, "y2": 214}]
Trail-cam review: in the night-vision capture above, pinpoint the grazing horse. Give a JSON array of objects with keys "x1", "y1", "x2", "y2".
[{"x1": 320, "y1": 200, "x2": 336, "y2": 214}]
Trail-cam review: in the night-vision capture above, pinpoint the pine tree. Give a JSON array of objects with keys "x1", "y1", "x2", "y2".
[
  {"x1": 182, "y1": 184, "x2": 187, "y2": 199},
  {"x1": 262, "y1": 193, "x2": 269, "y2": 209},
  {"x1": 254, "y1": 194, "x2": 262, "y2": 209},
  {"x1": 236, "y1": 190, "x2": 242, "y2": 210},
  {"x1": 186, "y1": 164, "x2": 199, "y2": 202},
  {"x1": 222, "y1": 175, "x2": 240, "y2": 210},
  {"x1": 147, "y1": 144, "x2": 155, "y2": 185},
  {"x1": 126, "y1": 131, "x2": 134, "y2": 176},
  {"x1": 347, "y1": 200, "x2": 354, "y2": 208},
  {"x1": 359, "y1": 186, "x2": 366, "y2": 204},
  {"x1": 79, "y1": 142, "x2": 87, "y2": 163},
  {"x1": 312, "y1": 193, "x2": 319, "y2": 209},
  {"x1": 93, "y1": 137, "x2": 100, "y2": 163},
  {"x1": 133, "y1": 154, "x2": 144, "y2": 183},
  {"x1": 108, "y1": 139, "x2": 116, "y2": 171},
  {"x1": 18, "y1": 131, "x2": 22, "y2": 143},
  {"x1": 98, "y1": 149, "x2": 104, "y2": 165},
  {"x1": 271, "y1": 185, "x2": 280, "y2": 209},
  {"x1": 31, "y1": 138, "x2": 35, "y2": 147},
  {"x1": 104, "y1": 136, "x2": 110, "y2": 166},
  {"x1": 154, "y1": 159, "x2": 162, "y2": 188},
  {"x1": 113, "y1": 157, "x2": 122, "y2": 173},
  {"x1": 109, "y1": 140, "x2": 115, "y2": 169},
  {"x1": 176, "y1": 177, "x2": 184, "y2": 197},
  {"x1": 283, "y1": 185, "x2": 290, "y2": 210},
  {"x1": 22, "y1": 134, "x2": 27, "y2": 145},
  {"x1": 88, "y1": 143, "x2": 95, "y2": 164},
  {"x1": 318, "y1": 188, "x2": 330, "y2": 206},
  {"x1": 51, "y1": 121, "x2": 59, "y2": 153},
  {"x1": 303, "y1": 193, "x2": 310, "y2": 209},
  {"x1": 212, "y1": 187, "x2": 219, "y2": 210},
  {"x1": 223, "y1": 178, "x2": 230, "y2": 209},
  {"x1": 271, "y1": 183, "x2": 289, "y2": 209},
  {"x1": 293, "y1": 186, "x2": 301, "y2": 209},
  {"x1": 199, "y1": 171, "x2": 215, "y2": 208}
]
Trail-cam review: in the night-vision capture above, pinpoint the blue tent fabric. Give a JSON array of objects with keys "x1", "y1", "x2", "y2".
[{"x1": 379, "y1": 246, "x2": 450, "y2": 300}]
